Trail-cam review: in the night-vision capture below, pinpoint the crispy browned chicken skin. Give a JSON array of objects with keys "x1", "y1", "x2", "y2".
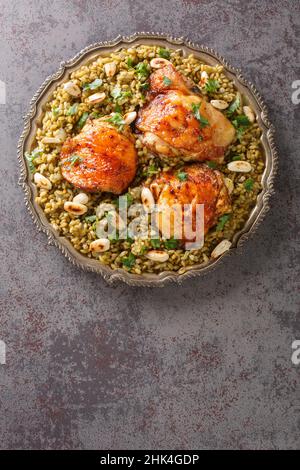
[
  {"x1": 60, "y1": 119, "x2": 137, "y2": 194},
  {"x1": 136, "y1": 62, "x2": 235, "y2": 163},
  {"x1": 150, "y1": 163, "x2": 231, "y2": 242}
]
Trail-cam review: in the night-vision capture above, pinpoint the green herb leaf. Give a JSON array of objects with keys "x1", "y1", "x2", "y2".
[
  {"x1": 216, "y1": 214, "x2": 231, "y2": 231},
  {"x1": 147, "y1": 163, "x2": 158, "y2": 176},
  {"x1": 104, "y1": 112, "x2": 125, "y2": 130},
  {"x1": 140, "y1": 82, "x2": 150, "y2": 92},
  {"x1": 158, "y1": 47, "x2": 170, "y2": 59},
  {"x1": 111, "y1": 86, "x2": 132, "y2": 102},
  {"x1": 67, "y1": 103, "x2": 79, "y2": 115},
  {"x1": 25, "y1": 148, "x2": 43, "y2": 173},
  {"x1": 127, "y1": 57, "x2": 134, "y2": 68},
  {"x1": 126, "y1": 236, "x2": 134, "y2": 244},
  {"x1": 177, "y1": 171, "x2": 188, "y2": 182},
  {"x1": 122, "y1": 252, "x2": 136, "y2": 268},
  {"x1": 135, "y1": 62, "x2": 150, "y2": 79},
  {"x1": 164, "y1": 238, "x2": 178, "y2": 250},
  {"x1": 205, "y1": 160, "x2": 217, "y2": 169},
  {"x1": 231, "y1": 155, "x2": 242, "y2": 161},
  {"x1": 198, "y1": 135, "x2": 203, "y2": 141},
  {"x1": 76, "y1": 112, "x2": 89, "y2": 129},
  {"x1": 205, "y1": 79, "x2": 220, "y2": 93},
  {"x1": 83, "y1": 78, "x2": 102, "y2": 92},
  {"x1": 227, "y1": 95, "x2": 241, "y2": 115},
  {"x1": 232, "y1": 114, "x2": 251, "y2": 141},
  {"x1": 108, "y1": 232, "x2": 120, "y2": 243},
  {"x1": 163, "y1": 76, "x2": 172, "y2": 86},
  {"x1": 85, "y1": 215, "x2": 97, "y2": 223},
  {"x1": 192, "y1": 103, "x2": 209, "y2": 127},
  {"x1": 244, "y1": 178, "x2": 254, "y2": 191},
  {"x1": 52, "y1": 107, "x2": 60, "y2": 117},
  {"x1": 151, "y1": 239, "x2": 161, "y2": 249},
  {"x1": 235, "y1": 115, "x2": 250, "y2": 127}
]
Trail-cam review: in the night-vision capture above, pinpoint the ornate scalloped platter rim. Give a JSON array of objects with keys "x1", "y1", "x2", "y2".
[{"x1": 18, "y1": 33, "x2": 278, "y2": 287}]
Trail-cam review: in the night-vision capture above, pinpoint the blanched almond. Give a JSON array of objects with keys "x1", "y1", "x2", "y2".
[
  {"x1": 227, "y1": 161, "x2": 252, "y2": 173},
  {"x1": 210, "y1": 99, "x2": 229, "y2": 110},
  {"x1": 63, "y1": 81, "x2": 81, "y2": 97},
  {"x1": 90, "y1": 238, "x2": 110, "y2": 253},
  {"x1": 34, "y1": 172, "x2": 52, "y2": 190},
  {"x1": 211, "y1": 240, "x2": 232, "y2": 258},
  {"x1": 73, "y1": 192, "x2": 89, "y2": 205},
  {"x1": 123, "y1": 111, "x2": 137, "y2": 125},
  {"x1": 104, "y1": 62, "x2": 117, "y2": 77},
  {"x1": 141, "y1": 187, "x2": 155, "y2": 212},
  {"x1": 150, "y1": 58, "x2": 170, "y2": 68},
  {"x1": 64, "y1": 201, "x2": 87, "y2": 215},
  {"x1": 243, "y1": 105, "x2": 255, "y2": 123},
  {"x1": 86, "y1": 92, "x2": 106, "y2": 104},
  {"x1": 42, "y1": 136, "x2": 63, "y2": 145},
  {"x1": 224, "y1": 177, "x2": 234, "y2": 194},
  {"x1": 146, "y1": 250, "x2": 169, "y2": 262}
]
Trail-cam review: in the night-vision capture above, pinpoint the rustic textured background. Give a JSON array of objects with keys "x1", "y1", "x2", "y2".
[{"x1": 0, "y1": 0, "x2": 299, "y2": 450}]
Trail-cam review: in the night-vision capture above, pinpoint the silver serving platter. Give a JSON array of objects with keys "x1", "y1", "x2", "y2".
[{"x1": 18, "y1": 33, "x2": 278, "y2": 286}]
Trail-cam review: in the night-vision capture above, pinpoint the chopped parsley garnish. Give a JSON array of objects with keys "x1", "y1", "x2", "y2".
[
  {"x1": 158, "y1": 48, "x2": 170, "y2": 59},
  {"x1": 204, "y1": 79, "x2": 220, "y2": 93},
  {"x1": 122, "y1": 253, "x2": 136, "y2": 269},
  {"x1": 227, "y1": 94, "x2": 241, "y2": 116},
  {"x1": 76, "y1": 112, "x2": 89, "y2": 129},
  {"x1": 177, "y1": 171, "x2": 188, "y2": 182},
  {"x1": 163, "y1": 76, "x2": 172, "y2": 86},
  {"x1": 25, "y1": 148, "x2": 43, "y2": 173},
  {"x1": 205, "y1": 160, "x2": 217, "y2": 169},
  {"x1": 192, "y1": 103, "x2": 209, "y2": 127},
  {"x1": 140, "y1": 82, "x2": 150, "y2": 92},
  {"x1": 216, "y1": 214, "x2": 231, "y2": 231},
  {"x1": 244, "y1": 178, "x2": 254, "y2": 191},
  {"x1": 135, "y1": 62, "x2": 150, "y2": 79},
  {"x1": 147, "y1": 163, "x2": 159, "y2": 176},
  {"x1": 83, "y1": 78, "x2": 103, "y2": 92},
  {"x1": 67, "y1": 103, "x2": 79, "y2": 115},
  {"x1": 127, "y1": 57, "x2": 134, "y2": 68},
  {"x1": 164, "y1": 238, "x2": 178, "y2": 250},
  {"x1": 108, "y1": 232, "x2": 120, "y2": 243},
  {"x1": 232, "y1": 114, "x2": 251, "y2": 141},
  {"x1": 231, "y1": 155, "x2": 242, "y2": 161},
  {"x1": 85, "y1": 215, "x2": 97, "y2": 223},
  {"x1": 104, "y1": 112, "x2": 125, "y2": 130},
  {"x1": 52, "y1": 107, "x2": 60, "y2": 117},
  {"x1": 198, "y1": 135, "x2": 203, "y2": 141},
  {"x1": 111, "y1": 86, "x2": 132, "y2": 102},
  {"x1": 151, "y1": 239, "x2": 161, "y2": 249},
  {"x1": 126, "y1": 236, "x2": 134, "y2": 245}
]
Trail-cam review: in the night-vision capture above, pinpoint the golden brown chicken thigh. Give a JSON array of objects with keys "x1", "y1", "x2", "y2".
[
  {"x1": 150, "y1": 163, "x2": 231, "y2": 243},
  {"x1": 136, "y1": 62, "x2": 235, "y2": 163},
  {"x1": 60, "y1": 118, "x2": 137, "y2": 194}
]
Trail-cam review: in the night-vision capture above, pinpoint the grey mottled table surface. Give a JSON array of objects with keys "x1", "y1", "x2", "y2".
[{"x1": 0, "y1": 0, "x2": 299, "y2": 450}]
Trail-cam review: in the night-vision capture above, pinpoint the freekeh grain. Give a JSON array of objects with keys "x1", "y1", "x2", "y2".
[{"x1": 30, "y1": 45, "x2": 265, "y2": 274}]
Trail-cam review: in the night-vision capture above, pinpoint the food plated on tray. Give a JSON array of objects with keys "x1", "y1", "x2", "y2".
[{"x1": 23, "y1": 41, "x2": 267, "y2": 279}]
